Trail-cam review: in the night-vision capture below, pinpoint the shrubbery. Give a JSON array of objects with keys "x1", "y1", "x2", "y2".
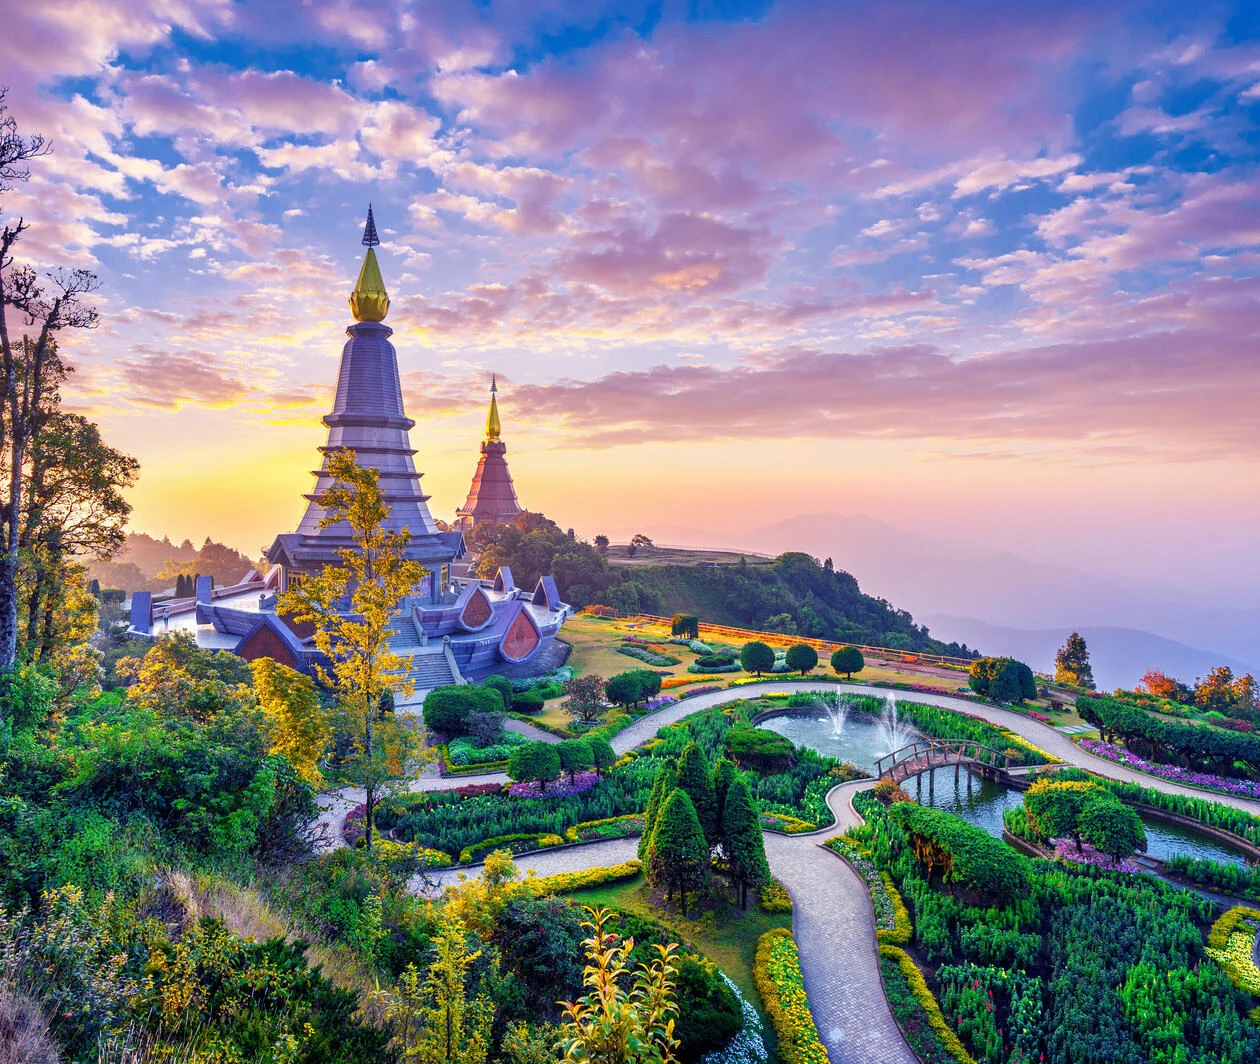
[
  {"x1": 422, "y1": 683, "x2": 504, "y2": 736},
  {"x1": 968, "y1": 657, "x2": 1036, "y2": 703}
]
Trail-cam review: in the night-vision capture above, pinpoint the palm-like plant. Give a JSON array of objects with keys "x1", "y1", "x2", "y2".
[{"x1": 557, "y1": 906, "x2": 680, "y2": 1064}]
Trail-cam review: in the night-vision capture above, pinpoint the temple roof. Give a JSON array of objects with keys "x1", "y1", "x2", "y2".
[{"x1": 350, "y1": 205, "x2": 389, "y2": 322}]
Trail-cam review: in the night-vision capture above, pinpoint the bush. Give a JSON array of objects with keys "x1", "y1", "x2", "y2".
[
  {"x1": 739, "y1": 641, "x2": 776, "y2": 676},
  {"x1": 674, "y1": 956, "x2": 743, "y2": 1060},
  {"x1": 759, "y1": 878, "x2": 793, "y2": 913},
  {"x1": 605, "y1": 669, "x2": 663, "y2": 707},
  {"x1": 484, "y1": 673, "x2": 515, "y2": 707},
  {"x1": 422, "y1": 684, "x2": 505, "y2": 736},
  {"x1": 725, "y1": 726, "x2": 795, "y2": 771},
  {"x1": 616, "y1": 645, "x2": 681, "y2": 667},
  {"x1": 671, "y1": 613, "x2": 700, "y2": 639},
  {"x1": 830, "y1": 645, "x2": 864, "y2": 678},
  {"x1": 695, "y1": 652, "x2": 736, "y2": 669},
  {"x1": 753, "y1": 929, "x2": 830, "y2": 1064},
  {"x1": 447, "y1": 733, "x2": 528, "y2": 766},
  {"x1": 563, "y1": 814, "x2": 644, "y2": 842},
  {"x1": 686, "y1": 660, "x2": 742, "y2": 674},
  {"x1": 512, "y1": 689, "x2": 546, "y2": 713},
  {"x1": 968, "y1": 657, "x2": 1036, "y2": 704},
  {"x1": 784, "y1": 644, "x2": 818, "y2": 675},
  {"x1": 458, "y1": 831, "x2": 564, "y2": 864},
  {"x1": 879, "y1": 945, "x2": 979, "y2": 1064}
]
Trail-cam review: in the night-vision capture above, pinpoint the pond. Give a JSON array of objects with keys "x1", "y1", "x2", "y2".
[{"x1": 761, "y1": 708, "x2": 1252, "y2": 868}]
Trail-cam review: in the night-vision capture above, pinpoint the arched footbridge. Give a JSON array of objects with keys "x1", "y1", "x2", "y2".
[{"x1": 875, "y1": 738, "x2": 1015, "y2": 784}]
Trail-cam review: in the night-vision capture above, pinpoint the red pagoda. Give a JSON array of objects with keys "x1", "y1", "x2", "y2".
[{"x1": 456, "y1": 374, "x2": 525, "y2": 527}]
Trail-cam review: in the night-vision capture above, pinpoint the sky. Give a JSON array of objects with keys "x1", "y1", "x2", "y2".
[{"x1": 2, "y1": 0, "x2": 1259, "y2": 603}]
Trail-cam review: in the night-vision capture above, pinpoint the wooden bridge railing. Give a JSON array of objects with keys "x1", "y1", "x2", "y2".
[{"x1": 874, "y1": 739, "x2": 1012, "y2": 780}]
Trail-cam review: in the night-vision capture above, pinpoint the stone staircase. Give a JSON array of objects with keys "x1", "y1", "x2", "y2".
[{"x1": 387, "y1": 617, "x2": 455, "y2": 707}]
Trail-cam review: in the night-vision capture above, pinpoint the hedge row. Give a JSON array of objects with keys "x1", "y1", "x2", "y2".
[
  {"x1": 878, "y1": 945, "x2": 979, "y2": 1064},
  {"x1": 563, "y1": 814, "x2": 644, "y2": 843},
  {"x1": 760, "y1": 812, "x2": 818, "y2": 834},
  {"x1": 532, "y1": 859, "x2": 643, "y2": 895},
  {"x1": 889, "y1": 803, "x2": 1031, "y2": 903},
  {"x1": 1078, "y1": 693, "x2": 1260, "y2": 776},
  {"x1": 753, "y1": 929, "x2": 831, "y2": 1064},
  {"x1": 458, "y1": 831, "x2": 563, "y2": 864}
]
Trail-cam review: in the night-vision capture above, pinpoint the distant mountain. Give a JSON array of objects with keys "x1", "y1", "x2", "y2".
[
  {"x1": 921, "y1": 616, "x2": 1255, "y2": 692},
  {"x1": 621, "y1": 512, "x2": 1260, "y2": 675}
]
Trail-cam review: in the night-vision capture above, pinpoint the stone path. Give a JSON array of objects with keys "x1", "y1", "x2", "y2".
[
  {"x1": 504, "y1": 718, "x2": 561, "y2": 743},
  {"x1": 314, "y1": 678, "x2": 1260, "y2": 1061}
]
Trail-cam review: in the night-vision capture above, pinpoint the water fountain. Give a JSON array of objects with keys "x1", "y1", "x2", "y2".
[
  {"x1": 820, "y1": 691, "x2": 850, "y2": 736},
  {"x1": 878, "y1": 692, "x2": 913, "y2": 753}
]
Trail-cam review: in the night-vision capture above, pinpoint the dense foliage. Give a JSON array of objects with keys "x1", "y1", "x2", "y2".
[
  {"x1": 1078, "y1": 694, "x2": 1260, "y2": 778},
  {"x1": 967, "y1": 657, "x2": 1037, "y2": 704},
  {"x1": 850, "y1": 792, "x2": 1260, "y2": 1064}
]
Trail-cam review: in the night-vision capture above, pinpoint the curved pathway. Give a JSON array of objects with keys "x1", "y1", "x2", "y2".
[{"x1": 320, "y1": 680, "x2": 1260, "y2": 1063}]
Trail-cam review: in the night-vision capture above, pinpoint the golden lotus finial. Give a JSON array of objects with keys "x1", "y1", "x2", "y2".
[
  {"x1": 350, "y1": 204, "x2": 389, "y2": 322},
  {"x1": 486, "y1": 373, "x2": 501, "y2": 441}
]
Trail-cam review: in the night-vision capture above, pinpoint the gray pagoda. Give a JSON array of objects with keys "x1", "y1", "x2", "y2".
[{"x1": 456, "y1": 374, "x2": 525, "y2": 527}]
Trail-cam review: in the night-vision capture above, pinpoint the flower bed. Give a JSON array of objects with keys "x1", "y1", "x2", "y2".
[
  {"x1": 878, "y1": 945, "x2": 978, "y2": 1064},
  {"x1": 1077, "y1": 738, "x2": 1260, "y2": 799},
  {"x1": 617, "y1": 644, "x2": 681, "y2": 667},
  {"x1": 758, "y1": 879, "x2": 792, "y2": 914},
  {"x1": 447, "y1": 732, "x2": 528, "y2": 765},
  {"x1": 753, "y1": 929, "x2": 831, "y2": 1064},
  {"x1": 1050, "y1": 837, "x2": 1139, "y2": 874},
  {"x1": 662, "y1": 675, "x2": 716, "y2": 690},
  {"x1": 508, "y1": 770, "x2": 601, "y2": 799},
  {"x1": 509, "y1": 665, "x2": 574, "y2": 692},
  {"x1": 458, "y1": 831, "x2": 564, "y2": 864},
  {"x1": 1206, "y1": 906, "x2": 1260, "y2": 1000},
  {"x1": 642, "y1": 694, "x2": 679, "y2": 713},
  {"x1": 825, "y1": 837, "x2": 909, "y2": 943},
  {"x1": 563, "y1": 813, "x2": 644, "y2": 842},
  {"x1": 760, "y1": 812, "x2": 817, "y2": 834},
  {"x1": 700, "y1": 972, "x2": 769, "y2": 1064},
  {"x1": 679, "y1": 684, "x2": 723, "y2": 698},
  {"x1": 688, "y1": 660, "x2": 742, "y2": 674},
  {"x1": 532, "y1": 859, "x2": 642, "y2": 894}
]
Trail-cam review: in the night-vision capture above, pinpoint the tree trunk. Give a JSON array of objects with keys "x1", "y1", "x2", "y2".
[{"x1": 364, "y1": 704, "x2": 374, "y2": 853}]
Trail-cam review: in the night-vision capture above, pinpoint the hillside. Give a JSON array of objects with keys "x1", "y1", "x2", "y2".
[{"x1": 604, "y1": 551, "x2": 976, "y2": 658}]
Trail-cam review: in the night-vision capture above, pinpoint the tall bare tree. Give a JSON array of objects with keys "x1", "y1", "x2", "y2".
[{"x1": 0, "y1": 89, "x2": 101, "y2": 674}]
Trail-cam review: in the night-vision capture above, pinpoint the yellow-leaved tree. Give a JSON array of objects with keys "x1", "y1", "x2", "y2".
[
  {"x1": 278, "y1": 449, "x2": 426, "y2": 852},
  {"x1": 250, "y1": 656, "x2": 330, "y2": 789}
]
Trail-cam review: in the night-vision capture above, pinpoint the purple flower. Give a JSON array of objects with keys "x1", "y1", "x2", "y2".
[
  {"x1": 1051, "y1": 836, "x2": 1139, "y2": 874},
  {"x1": 509, "y1": 771, "x2": 601, "y2": 799},
  {"x1": 1077, "y1": 739, "x2": 1260, "y2": 799}
]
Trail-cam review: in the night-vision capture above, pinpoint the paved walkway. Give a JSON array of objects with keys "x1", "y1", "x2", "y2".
[
  {"x1": 504, "y1": 718, "x2": 561, "y2": 743},
  {"x1": 315, "y1": 679, "x2": 1260, "y2": 1061}
]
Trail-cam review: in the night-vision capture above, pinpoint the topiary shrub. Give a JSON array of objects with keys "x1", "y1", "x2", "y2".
[
  {"x1": 422, "y1": 684, "x2": 505, "y2": 737},
  {"x1": 512, "y1": 689, "x2": 546, "y2": 713}
]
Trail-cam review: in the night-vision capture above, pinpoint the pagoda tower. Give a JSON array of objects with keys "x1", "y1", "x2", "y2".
[
  {"x1": 456, "y1": 374, "x2": 525, "y2": 527},
  {"x1": 267, "y1": 207, "x2": 461, "y2": 593}
]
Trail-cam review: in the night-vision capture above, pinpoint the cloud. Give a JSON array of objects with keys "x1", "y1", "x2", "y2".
[
  {"x1": 116, "y1": 348, "x2": 248, "y2": 408},
  {"x1": 506, "y1": 319, "x2": 1260, "y2": 459}
]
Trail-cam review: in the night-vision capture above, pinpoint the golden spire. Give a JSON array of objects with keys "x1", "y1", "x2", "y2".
[
  {"x1": 350, "y1": 204, "x2": 389, "y2": 322},
  {"x1": 486, "y1": 373, "x2": 501, "y2": 441}
]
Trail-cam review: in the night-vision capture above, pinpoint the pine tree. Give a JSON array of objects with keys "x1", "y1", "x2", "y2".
[
  {"x1": 676, "y1": 741, "x2": 719, "y2": 846},
  {"x1": 712, "y1": 756, "x2": 736, "y2": 827},
  {"x1": 721, "y1": 778, "x2": 770, "y2": 909},
  {"x1": 639, "y1": 762, "x2": 676, "y2": 859},
  {"x1": 1054, "y1": 632, "x2": 1095, "y2": 690},
  {"x1": 647, "y1": 789, "x2": 710, "y2": 915}
]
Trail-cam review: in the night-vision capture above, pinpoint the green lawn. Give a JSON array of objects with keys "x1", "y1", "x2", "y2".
[{"x1": 564, "y1": 873, "x2": 791, "y2": 1011}]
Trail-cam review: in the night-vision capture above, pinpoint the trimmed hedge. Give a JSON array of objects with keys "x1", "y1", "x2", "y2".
[
  {"x1": 563, "y1": 814, "x2": 644, "y2": 842},
  {"x1": 760, "y1": 812, "x2": 817, "y2": 834},
  {"x1": 617, "y1": 644, "x2": 681, "y2": 667},
  {"x1": 458, "y1": 831, "x2": 564, "y2": 864},
  {"x1": 878, "y1": 945, "x2": 979, "y2": 1064},
  {"x1": 532, "y1": 859, "x2": 642, "y2": 895},
  {"x1": 889, "y1": 804, "x2": 1030, "y2": 903},
  {"x1": 754, "y1": 929, "x2": 831, "y2": 1064},
  {"x1": 1078, "y1": 693, "x2": 1260, "y2": 777}
]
